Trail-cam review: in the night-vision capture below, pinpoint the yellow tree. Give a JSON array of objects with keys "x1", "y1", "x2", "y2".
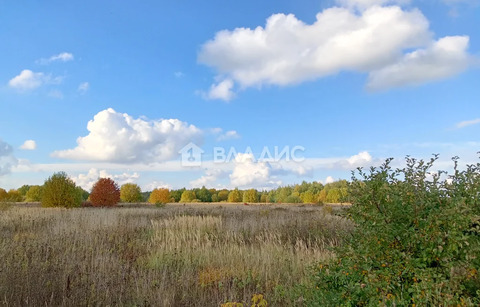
[
  {"x1": 243, "y1": 189, "x2": 258, "y2": 203},
  {"x1": 120, "y1": 183, "x2": 142, "y2": 203},
  {"x1": 227, "y1": 188, "x2": 242, "y2": 202},
  {"x1": 149, "y1": 188, "x2": 171, "y2": 204}
]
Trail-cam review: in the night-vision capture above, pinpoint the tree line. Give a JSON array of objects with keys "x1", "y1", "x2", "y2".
[{"x1": 0, "y1": 172, "x2": 349, "y2": 206}]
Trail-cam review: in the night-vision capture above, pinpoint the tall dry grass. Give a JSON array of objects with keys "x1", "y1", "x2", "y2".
[{"x1": 0, "y1": 204, "x2": 351, "y2": 306}]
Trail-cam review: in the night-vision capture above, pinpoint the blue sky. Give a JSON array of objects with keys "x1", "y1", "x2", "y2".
[{"x1": 1, "y1": 0, "x2": 479, "y2": 191}]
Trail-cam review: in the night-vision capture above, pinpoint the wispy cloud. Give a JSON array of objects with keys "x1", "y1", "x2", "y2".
[
  {"x1": 456, "y1": 118, "x2": 480, "y2": 129},
  {"x1": 37, "y1": 52, "x2": 74, "y2": 65},
  {"x1": 78, "y1": 82, "x2": 89, "y2": 94}
]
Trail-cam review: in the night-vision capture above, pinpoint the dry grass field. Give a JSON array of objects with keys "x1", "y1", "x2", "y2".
[{"x1": 0, "y1": 203, "x2": 352, "y2": 306}]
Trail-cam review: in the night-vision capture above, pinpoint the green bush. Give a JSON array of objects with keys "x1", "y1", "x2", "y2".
[
  {"x1": 41, "y1": 172, "x2": 82, "y2": 208},
  {"x1": 311, "y1": 156, "x2": 480, "y2": 306}
]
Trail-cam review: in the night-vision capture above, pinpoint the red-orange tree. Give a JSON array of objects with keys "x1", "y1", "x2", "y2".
[{"x1": 89, "y1": 178, "x2": 120, "y2": 207}]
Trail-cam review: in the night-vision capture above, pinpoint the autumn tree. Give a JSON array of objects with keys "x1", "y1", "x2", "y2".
[
  {"x1": 217, "y1": 190, "x2": 229, "y2": 202},
  {"x1": 227, "y1": 188, "x2": 242, "y2": 202},
  {"x1": 89, "y1": 178, "x2": 120, "y2": 207},
  {"x1": 243, "y1": 189, "x2": 258, "y2": 203},
  {"x1": 7, "y1": 189, "x2": 22, "y2": 202},
  {"x1": 120, "y1": 183, "x2": 142, "y2": 203},
  {"x1": 25, "y1": 185, "x2": 43, "y2": 202},
  {"x1": 149, "y1": 188, "x2": 170, "y2": 204},
  {"x1": 180, "y1": 190, "x2": 196, "y2": 202},
  {"x1": 42, "y1": 172, "x2": 82, "y2": 208},
  {"x1": 0, "y1": 188, "x2": 6, "y2": 201}
]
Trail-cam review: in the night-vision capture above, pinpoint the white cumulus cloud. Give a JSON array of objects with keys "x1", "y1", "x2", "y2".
[
  {"x1": 8, "y1": 70, "x2": 46, "y2": 90},
  {"x1": 20, "y1": 140, "x2": 37, "y2": 150},
  {"x1": 230, "y1": 153, "x2": 281, "y2": 188},
  {"x1": 52, "y1": 108, "x2": 203, "y2": 163},
  {"x1": 205, "y1": 79, "x2": 235, "y2": 101},
  {"x1": 71, "y1": 168, "x2": 140, "y2": 191},
  {"x1": 190, "y1": 168, "x2": 227, "y2": 188},
  {"x1": 8, "y1": 69, "x2": 63, "y2": 91},
  {"x1": 199, "y1": 2, "x2": 473, "y2": 99},
  {"x1": 367, "y1": 36, "x2": 470, "y2": 90}
]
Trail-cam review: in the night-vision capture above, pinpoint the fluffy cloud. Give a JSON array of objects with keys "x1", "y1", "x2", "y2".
[
  {"x1": 20, "y1": 140, "x2": 37, "y2": 150},
  {"x1": 8, "y1": 70, "x2": 46, "y2": 90},
  {"x1": 456, "y1": 118, "x2": 480, "y2": 129},
  {"x1": 367, "y1": 36, "x2": 470, "y2": 90},
  {"x1": 71, "y1": 168, "x2": 140, "y2": 191},
  {"x1": 52, "y1": 108, "x2": 203, "y2": 163},
  {"x1": 347, "y1": 151, "x2": 372, "y2": 165},
  {"x1": 199, "y1": 3, "x2": 473, "y2": 99},
  {"x1": 37, "y1": 52, "x2": 74, "y2": 64},
  {"x1": 190, "y1": 169, "x2": 227, "y2": 188},
  {"x1": 213, "y1": 129, "x2": 240, "y2": 141},
  {"x1": 205, "y1": 79, "x2": 235, "y2": 101},
  {"x1": 0, "y1": 139, "x2": 18, "y2": 176},
  {"x1": 8, "y1": 69, "x2": 63, "y2": 91},
  {"x1": 229, "y1": 153, "x2": 281, "y2": 188},
  {"x1": 143, "y1": 181, "x2": 172, "y2": 191}
]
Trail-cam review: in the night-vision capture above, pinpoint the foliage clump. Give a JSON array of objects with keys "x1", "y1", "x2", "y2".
[
  {"x1": 89, "y1": 178, "x2": 120, "y2": 207},
  {"x1": 148, "y1": 188, "x2": 170, "y2": 204},
  {"x1": 42, "y1": 172, "x2": 82, "y2": 208},
  {"x1": 312, "y1": 156, "x2": 480, "y2": 306},
  {"x1": 120, "y1": 183, "x2": 143, "y2": 203}
]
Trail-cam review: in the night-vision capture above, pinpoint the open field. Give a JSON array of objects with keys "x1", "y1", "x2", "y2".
[{"x1": 0, "y1": 204, "x2": 352, "y2": 306}]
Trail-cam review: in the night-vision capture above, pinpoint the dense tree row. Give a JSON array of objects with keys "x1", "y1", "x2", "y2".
[{"x1": 1, "y1": 174, "x2": 349, "y2": 206}]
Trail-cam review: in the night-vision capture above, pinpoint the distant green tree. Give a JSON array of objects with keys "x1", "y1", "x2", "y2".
[
  {"x1": 227, "y1": 188, "x2": 242, "y2": 202},
  {"x1": 17, "y1": 185, "x2": 30, "y2": 199},
  {"x1": 170, "y1": 188, "x2": 185, "y2": 202},
  {"x1": 196, "y1": 186, "x2": 212, "y2": 202},
  {"x1": 76, "y1": 187, "x2": 90, "y2": 201},
  {"x1": 120, "y1": 183, "x2": 142, "y2": 203},
  {"x1": 42, "y1": 172, "x2": 82, "y2": 208},
  {"x1": 243, "y1": 189, "x2": 259, "y2": 203},
  {"x1": 217, "y1": 190, "x2": 229, "y2": 202}
]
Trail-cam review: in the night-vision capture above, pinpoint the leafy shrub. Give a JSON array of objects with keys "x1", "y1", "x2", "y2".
[
  {"x1": 311, "y1": 156, "x2": 480, "y2": 306},
  {"x1": 120, "y1": 183, "x2": 143, "y2": 203},
  {"x1": 89, "y1": 178, "x2": 120, "y2": 207},
  {"x1": 284, "y1": 195, "x2": 302, "y2": 203},
  {"x1": 42, "y1": 172, "x2": 82, "y2": 208},
  {"x1": 148, "y1": 188, "x2": 170, "y2": 204},
  {"x1": 6, "y1": 189, "x2": 22, "y2": 202},
  {"x1": 25, "y1": 185, "x2": 43, "y2": 202}
]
